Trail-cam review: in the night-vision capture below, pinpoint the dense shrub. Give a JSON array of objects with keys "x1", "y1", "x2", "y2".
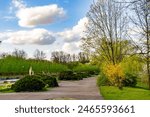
[
  {"x1": 72, "y1": 73, "x2": 83, "y2": 80},
  {"x1": 87, "y1": 71, "x2": 96, "y2": 76},
  {"x1": 38, "y1": 75, "x2": 59, "y2": 87},
  {"x1": 11, "y1": 75, "x2": 45, "y2": 92},
  {"x1": 66, "y1": 62, "x2": 79, "y2": 70},
  {"x1": 104, "y1": 64, "x2": 124, "y2": 89},
  {"x1": 59, "y1": 70, "x2": 83, "y2": 80},
  {"x1": 97, "y1": 72, "x2": 111, "y2": 86},
  {"x1": 79, "y1": 72, "x2": 89, "y2": 78},
  {"x1": 122, "y1": 73, "x2": 137, "y2": 87},
  {"x1": 59, "y1": 70, "x2": 73, "y2": 80}
]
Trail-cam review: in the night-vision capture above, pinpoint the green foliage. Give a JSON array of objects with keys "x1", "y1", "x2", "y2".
[
  {"x1": 103, "y1": 64, "x2": 125, "y2": 89},
  {"x1": 72, "y1": 73, "x2": 83, "y2": 80},
  {"x1": 122, "y1": 73, "x2": 137, "y2": 87},
  {"x1": 73, "y1": 64, "x2": 99, "y2": 74},
  {"x1": 0, "y1": 56, "x2": 68, "y2": 75},
  {"x1": 97, "y1": 72, "x2": 111, "y2": 87},
  {"x1": 0, "y1": 56, "x2": 99, "y2": 77},
  {"x1": 59, "y1": 70, "x2": 83, "y2": 80},
  {"x1": 38, "y1": 75, "x2": 59, "y2": 87},
  {"x1": 58, "y1": 64, "x2": 99, "y2": 80},
  {"x1": 0, "y1": 83, "x2": 14, "y2": 93},
  {"x1": 66, "y1": 62, "x2": 79, "y2": 70},
  {"x1": 121, "y1": 55, "x2": 144, "y2": 75},
  {"x1": 79, "y1": 72, "x2": 89, "y2": 78},
  {"x1": 11, "y1": 75, "x2": 46, "y2": 92}
]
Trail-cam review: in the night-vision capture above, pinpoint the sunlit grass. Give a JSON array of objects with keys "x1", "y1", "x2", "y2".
[
  {"x1": 0, "y1": 56, "x2": 68, "y2": 75},
  {"x1": 0, "y1": 84, "x2": 14, "y2": 93},
  {"x1": 100, "y1": 86, "x2": 150, "y2": 100},
  {"x1": 73, "y1": 64, "x2": 99, "y2": 72}
]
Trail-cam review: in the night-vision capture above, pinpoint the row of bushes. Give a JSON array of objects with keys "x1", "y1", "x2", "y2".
[
  {"x1": 58, "y1": 70, "x2": 98, "y2": 81},
  {"x1": 97, "y1": 72, "x2": 137, "y2": 87},
  {"x1": 11, "y1": 69, "x2": 99, "y2": 92},
  {"x1": 11, "y1": 75, "x2": 59, "y2": 92}
]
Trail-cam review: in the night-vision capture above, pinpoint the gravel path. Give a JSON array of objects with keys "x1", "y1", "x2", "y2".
[{"x1": 0, "y1": 77, "x2": 103, "y2": 100}]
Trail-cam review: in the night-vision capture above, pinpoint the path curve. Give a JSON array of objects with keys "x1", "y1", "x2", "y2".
[{"x1": 0, "y1": 77, "x2": 103, "y2": 100}]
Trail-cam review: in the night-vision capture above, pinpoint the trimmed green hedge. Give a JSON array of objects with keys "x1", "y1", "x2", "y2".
[
  {"x1": 38, "y1": 75, "x2": 59, "y2": 87},
  {"x1": 59, "y1": 71, "x2": 83, "y2": 80},
  {"x1": 11, "y1": 75, "x2": 45, "y2": 92}
]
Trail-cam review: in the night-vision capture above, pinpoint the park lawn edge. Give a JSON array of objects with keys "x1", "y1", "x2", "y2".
[{"x1": 100, "y1": 86, "x2": 150, "y2": 100}]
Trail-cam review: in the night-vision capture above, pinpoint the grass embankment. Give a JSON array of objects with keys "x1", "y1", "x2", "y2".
[
  {"x1": 0, "y1": 56, "x2": 68, "y2": 75},
  {"x1": 100, "y1": 86, "x2": 150, "y2": 100},
  {"x1": 73, "y1": 64, "x2": 99, "y2": 74},
  {"x1": 0, "y1": 56, "x2": 99, "y2": 76}
]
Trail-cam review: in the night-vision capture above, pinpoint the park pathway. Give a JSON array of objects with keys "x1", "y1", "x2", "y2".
[{"x1": 0, "y1": 77, "x2": 103, "y2": 100}]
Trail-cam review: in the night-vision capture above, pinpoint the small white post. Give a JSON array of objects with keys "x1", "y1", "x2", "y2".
[{"x1": 29, "y1": 66, "x2": 34, "y2": 76}]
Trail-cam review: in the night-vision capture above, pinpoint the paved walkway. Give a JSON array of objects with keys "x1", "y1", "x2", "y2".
[{"x1": 0, "y1": 77, "x2": 103, "y2": 100}]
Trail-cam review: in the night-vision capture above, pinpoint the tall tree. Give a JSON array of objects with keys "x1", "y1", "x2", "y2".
[
  {"x1": 78, "y1": 52, "x2": 90, "y2": 64},
  {"x1": 34, "y1": 49, "x2": 46, "y2": 60},
  {"x1": 82, "y1": 0, "x2": 130, "y2": 65},
  {"x1": 51, "y1": 51, "x2": 60, "y2": 63},
  {"x1": 12, "y1": 49, "x2": 27, "y2": 59},
  {"x1": 130, "y1": 0, "x2": 150, "y2": 88},
  {"x1": 51, "y1": 51, "x2": 72, "y2": 63}
]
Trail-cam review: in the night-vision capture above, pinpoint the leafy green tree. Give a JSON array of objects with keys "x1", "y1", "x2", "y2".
[{"x1": 82, "y1": 0, "x2": 131, "y2": 65}]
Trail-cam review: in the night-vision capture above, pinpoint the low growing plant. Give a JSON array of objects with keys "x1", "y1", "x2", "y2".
[
  {"x1": 122, "y1": 73, "x2": 137, "y2": 87},
  {"x1": 38, "y1": 75, "x2": 59, "y2": 87},
  {"x1": 97, "y1": 72, "x2": 111, "y2": 87},
  {"x1": 11, "y1": 75, "x2": 45, "y2": 92},
  {"x1": 59, "y1": 70, "x2": 83, "y2": 80}
]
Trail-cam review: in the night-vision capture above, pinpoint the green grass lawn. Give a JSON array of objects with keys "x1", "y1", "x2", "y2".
[
  {"x1": 0, "y1": 84, "x2": 14, "y2": 93},
  {"x1": 100, "y1": 86, "x2": 150, "y2": 100}
]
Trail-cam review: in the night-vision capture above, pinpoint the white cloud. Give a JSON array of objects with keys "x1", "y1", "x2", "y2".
[
  {"x1": 62, "y1": 43, "x2": 78, "y2": 53},
  {"x1": 15, "y1": 4, "x2": 66, "y2": 28},
  {"x1": 1, "y1": 28, "x2": 56, "y2": 45},
  {"x1": 62, "y1": 41, "x2": 82, "y2": 53},
  {"x1": 12, "y1": 0, "x2": 26, "y2": 9},
  {"x1": 59, "y1": 17, "x2": 89, "y2": 53},
  {"x1": 58, "y1": 17, "x2": 88, "y2": 42}
]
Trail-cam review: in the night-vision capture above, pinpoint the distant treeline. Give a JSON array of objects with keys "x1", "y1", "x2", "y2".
[
  {"x1": 0, "y1": 49, "x2": 90, "y2": 64},
  {"x1": 0, "y1": 50, "x2": 99, "y2": 76}
]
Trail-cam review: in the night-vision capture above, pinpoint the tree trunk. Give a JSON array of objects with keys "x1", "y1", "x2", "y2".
[
  {"x1": 148, "y1": 61, "x2": 150, "y2": 89},
  {"x1": 145, "y1": 11, "x2": 150, "y2": 89}
]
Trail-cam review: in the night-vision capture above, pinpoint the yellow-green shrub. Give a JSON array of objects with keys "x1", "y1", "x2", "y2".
[{"x1": 103, "y1": 64, "x2": 125, "y2": 89}]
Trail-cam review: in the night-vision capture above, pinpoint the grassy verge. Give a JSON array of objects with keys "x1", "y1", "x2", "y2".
[
  {"x1": 0, "y1": 85, "x2": 53, "y2": 93},
  {"x1": 100, "y1": 86, "x2": 150, "y2": 100},
  {"x1": 0, "y1": 85, "x2": 14, "y2": 93}
]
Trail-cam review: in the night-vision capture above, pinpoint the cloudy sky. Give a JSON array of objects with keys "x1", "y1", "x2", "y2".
[{"x1": 0, "y1": 0, "x2": 92, "y2": 59}]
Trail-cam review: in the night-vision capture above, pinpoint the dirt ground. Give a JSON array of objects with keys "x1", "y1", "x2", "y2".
[{"x1": 0, "y1": 77, "x2": 103, "y2": 100}]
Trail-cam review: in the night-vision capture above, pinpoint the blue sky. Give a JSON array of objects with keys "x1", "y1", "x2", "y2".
[{"x1": 0, "y1": 0, "x2": 92, "y2": 59}]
